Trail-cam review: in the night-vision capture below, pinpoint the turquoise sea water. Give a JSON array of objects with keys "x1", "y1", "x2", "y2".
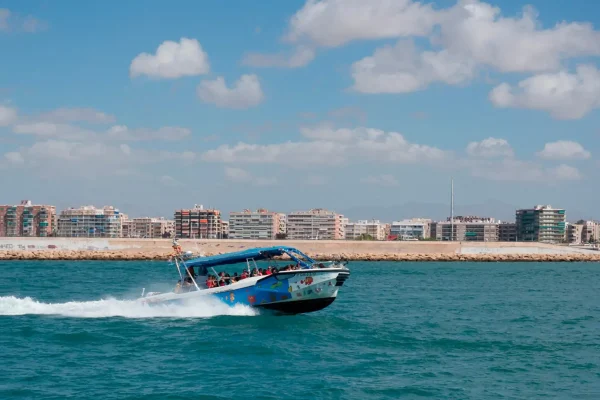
[{"x1": 1, "y1": 261, "x2": 600, "y2": 399}]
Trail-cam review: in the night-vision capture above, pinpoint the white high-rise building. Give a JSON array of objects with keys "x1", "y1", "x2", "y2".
[
  {"x1": 345, "y1": 220, "x2": 386, "y2": 240},
  {"x1": 390, "y1": 219, "x2": 432, "y2": 240},
  {"x1": 287, "y1": 208, "x2": 345, "y2": 240},
  {"x1": 228, "y1": 209, "x2": 283, "y2": 239}
]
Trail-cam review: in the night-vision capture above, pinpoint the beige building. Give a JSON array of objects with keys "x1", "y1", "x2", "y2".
[
  {"x1": 568, "y1": 221, "x2": 600, "y2": 244},
  {"x1": 57, "y1": 205, "x2": 126, "y2": 238},
  {"x1": 221, "y1": 221, "x2": 230, "y2": 238},
  {"x1": 228, "y1": 209, "x2": 283, "y2": 240},
  {"x1": 287, "y1": 208, "x2": 345, "y2": 240},
  {"x1": 122, "y1": 217, "x2": 174, "y2": 238},
  {"x1": 345, "y1": 220, "x2": 386, "y2": 240}
]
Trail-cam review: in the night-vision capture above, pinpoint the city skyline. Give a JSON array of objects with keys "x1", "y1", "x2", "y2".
[{"x1": 1, "y1": 0, "x2": 599, "y2": 219}]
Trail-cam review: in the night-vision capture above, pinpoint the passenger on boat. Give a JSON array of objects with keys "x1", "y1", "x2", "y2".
[
  {"x1": 240, "y1": 270, "x2": 249, "y2": 279},
  {"x1": 205, "y1": 275, "x2": 215, "y2": 288},
  {"x1": 171, "y1": 239, "x2": 183, "y2": 255},
  {"x1": 187, "y1": 266, "x2": 196, "y2": 278}
]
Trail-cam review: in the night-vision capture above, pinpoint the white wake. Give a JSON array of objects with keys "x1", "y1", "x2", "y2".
[{"x1": 0, "y1": 295, "x2": 257, "y2": 318}]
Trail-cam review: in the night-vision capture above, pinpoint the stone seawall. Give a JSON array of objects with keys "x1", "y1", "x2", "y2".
[
  {"x1": 0, "y1": 238, "x2": 599, "y2": 262},
  {"x1": 1, "y1": 250, "x2": 600, "y2": 262}
]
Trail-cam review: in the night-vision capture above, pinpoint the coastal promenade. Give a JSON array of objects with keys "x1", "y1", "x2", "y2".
[{"x1": 1, "y1": 238, "x2": 599, "y2": 262}]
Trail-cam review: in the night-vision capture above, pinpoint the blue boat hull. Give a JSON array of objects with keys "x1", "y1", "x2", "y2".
[{"x1": 142, "y1": 268, "x2": 350, "y2": 315}]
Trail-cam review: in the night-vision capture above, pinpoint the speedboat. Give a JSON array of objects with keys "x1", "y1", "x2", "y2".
[{"x1": 139, "y1": 245, "x2": 350, "y2": 314}]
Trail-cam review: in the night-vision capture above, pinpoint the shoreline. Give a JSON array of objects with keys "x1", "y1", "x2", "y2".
[
  {"x1": 1, "y1": 238, "x2": 600, "y2": 262},
  {"x1": 1, "y1": 250, "x2": 600, "y2": 262}
]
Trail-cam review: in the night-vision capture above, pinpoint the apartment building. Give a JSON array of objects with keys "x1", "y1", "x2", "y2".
[
  {"x1": 431, "y1": 219, "x2": 499, "y2": 241},
  {"x1": 57, "y1": 205, "x2": 125, "y2": 237},
  {"x1": 221, "y1": 221, "x2": 229, "y2": 238},
  {"x1": 287, "y1": 208, "x2": 345, "y2": 240},
  {"x1": 567, "y1": 220, "x2": 600, "y2": 244},
  {"x1": 345, "y1": 220, "x2": 386, "y2": 240},
  {"x1": 0, "y1": 200, "x2": 56, "y2": 237},
  {"x1": 228, "y1": 209, "x2": 283, "y2": 240},
  {"x1": 498, "y1": 222, "x2": 517, "y2": 242},
  {"x1": 277, "y1": 213, "x2": 287, "y2": 237},
  {"x1": 390, "y1": 219, "x2": 431, "y2": 240},
  {"x1": 516, "y1": 205, "x2": 566, "y2": 243},
  {"x1": 122, "y1": 217, "x2": 174, "y2": 238},
  {"x1": 174, "y1": 204, "x2": 222, "y2": 239}
]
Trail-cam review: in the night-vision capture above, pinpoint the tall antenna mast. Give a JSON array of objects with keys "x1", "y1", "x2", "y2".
[{"x1": 450, "y1": 177, "x2": 454, "y2": 241}]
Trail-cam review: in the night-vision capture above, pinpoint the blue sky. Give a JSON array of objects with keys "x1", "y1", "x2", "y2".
[{"x1": 1, "y1": 0, "x2": 599, "y2": 221}]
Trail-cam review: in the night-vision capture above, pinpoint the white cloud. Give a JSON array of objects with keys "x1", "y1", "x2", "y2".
[
  {"x1": 120, "y1": 144, "x2": 131, "y2": 156},
  {"x1": 0, "y1": 8, "x2": 45, "y2": 33},
  {"x1": 489, "y1": 65, "x2": 600, "y2": 119},
  {"x1": 159, "y1": 175, "x2": 183, "y2": 187},
  {"x1": 38, "y1": 108, "x2": 115, "y2": 124},
  {"x1": 1, "y1": 139, "x2": 197, "y2": 175},
  {"x1": 224, "y1": 167, "x2": 251, "y2": 181},
  {"x1": 285, "y1": 0, "x2": 438, "y2": 47},
  {"x1": 549, "y1": 164, "x2": 582, "y2": 181},
  {"x1": 349, "y1": 1, "x2": 600, "y2": 94},
  {"x1": 224, "y1": 167, "x2": 276, "y2": 186},
  {"x1": 205, "y1": 141, "x2": 343, "y2": 165},
  {"x1": 537, "y1": 141, "x2": 591, "y2": 160},
  {"x1": 12, "y1": 122, "x2": 94, "y2": 140},
  {"x1": 197, "y1": 74, "x2": 264, "y2": 109},
  {"x1": 0, "y1": 105, "x2": 17, "y2": 126},
  {"x1": 466, "y1": 137, "x2": 513, "y2": 158},
  {"x1": 4, "y1": 151, "x2": 24, "y2": 164},
  {"x1": 130, "y1": 38, "x2": 210, "y2": 79},
  {"x1": 242, "y1": 46, "x2": 315, "y2": 68},
  {"x1": 106, "y1": 125, "x2": 190, "y2": 141},
  {"x1": 351, "y1": 40, "x2": 475, "y2": 93},
  {"x1": 360, "y1": 174, "x2": 399, "y2": 186},
  {"x1": 203, "y1": 126, "x2": 448, "y2": 166},
  {"x1": 438, "y1": 1, "x2": 600, "y2": 74},
  {"x1": 466, "y1": 158, "x2": 582, "y2": 182}
]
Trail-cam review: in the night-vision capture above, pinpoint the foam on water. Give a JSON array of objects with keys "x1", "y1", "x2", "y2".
[{"x1": 0, "y1": 295, "x2": 258, "y2": 318}]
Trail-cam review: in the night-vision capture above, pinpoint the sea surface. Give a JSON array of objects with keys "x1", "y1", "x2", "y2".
[{"x1": 1, "y1": 261, "x2": 599, "y2": 399}]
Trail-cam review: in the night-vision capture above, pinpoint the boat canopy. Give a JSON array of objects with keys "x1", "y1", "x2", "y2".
[{"x1": 183, "y1": 246, "x2": 316, "y2": 269}]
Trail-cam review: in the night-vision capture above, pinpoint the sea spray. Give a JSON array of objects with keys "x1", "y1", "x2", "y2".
[{"x1": 0, "y1": 295, "x2": 257, "y2": 318}]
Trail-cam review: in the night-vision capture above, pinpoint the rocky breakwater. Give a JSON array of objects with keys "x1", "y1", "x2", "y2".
[{"x1": 1, "y1": 250, "x2": 600, "y2": 262}]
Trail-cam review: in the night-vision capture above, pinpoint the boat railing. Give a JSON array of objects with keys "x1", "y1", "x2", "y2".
[
  {"x1": 175, "y1": 255, "x2": 201, "y2": 291},
  {"x1": 246, "y1": 257, "x2": 258, "y2": 273}
]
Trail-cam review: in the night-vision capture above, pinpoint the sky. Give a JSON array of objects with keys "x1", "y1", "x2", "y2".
[{"x1": 1, "y1": 0, "x2": 600, "y2": 222}]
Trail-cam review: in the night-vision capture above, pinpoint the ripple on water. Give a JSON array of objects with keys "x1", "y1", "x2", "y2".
[{"x1": 2, "y1": 261, "x2": 600, "y2": 399}]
